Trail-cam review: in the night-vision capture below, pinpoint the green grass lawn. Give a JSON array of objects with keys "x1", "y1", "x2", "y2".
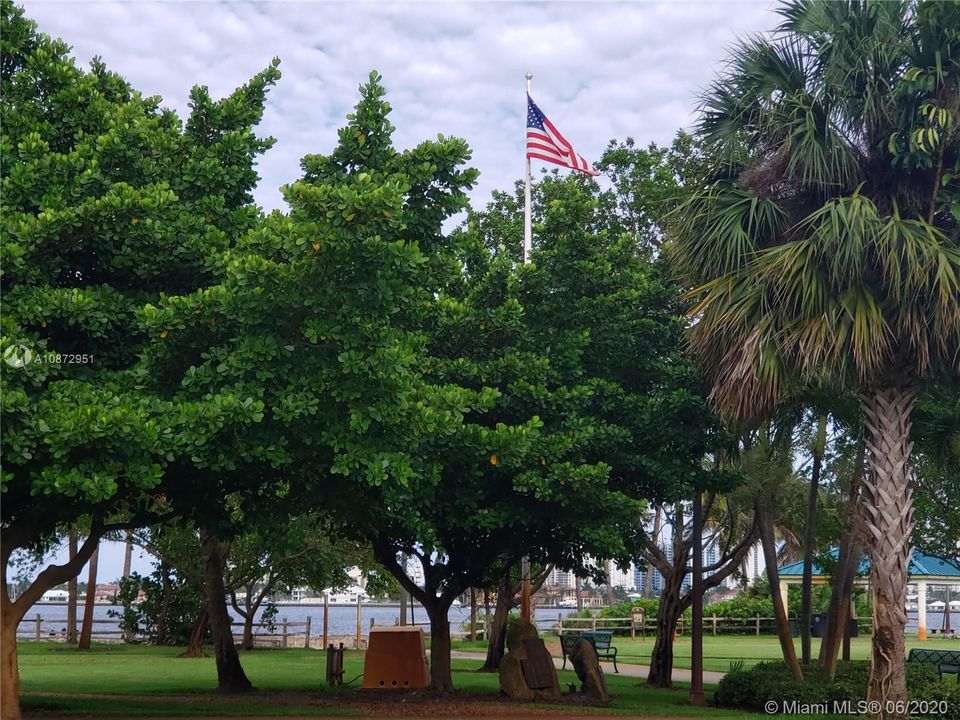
[
  {"x1": 454, "y1": 634, "x2": 960, "y2": 673},
  {"x1": 16, "y1": 640, "x2": 853, "y2": 718}
]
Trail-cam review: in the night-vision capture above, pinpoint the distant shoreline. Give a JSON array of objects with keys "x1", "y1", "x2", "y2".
[{"x1": 29, "y1": 600, "x2": 580, "y2": 610}]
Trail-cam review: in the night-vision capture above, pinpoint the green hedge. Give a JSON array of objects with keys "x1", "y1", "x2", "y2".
[{"x1": 714, "y1": 660, "x2": 958, "y2": 719}]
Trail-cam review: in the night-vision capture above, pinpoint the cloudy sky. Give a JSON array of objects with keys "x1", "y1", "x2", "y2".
[
  {"x1": 22, "y1": 0, "x2": 780, "y2": 582},
  {"x1": 25, "y1": 0, "x2": 780, "y2": 216}
]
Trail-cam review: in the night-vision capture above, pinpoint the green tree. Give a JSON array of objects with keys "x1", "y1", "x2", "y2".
[
  {"x1": 0, "y1": 5, "x2": 278, "y2": 716},
  {"x1": 912, "y1": 378, "x2": 960, "y2": 560},
  {"x1": 449, "y1": 169, "x2": 733, "y2": 688},
  {"x1": 223, "y1": 514, "x2": 370, "y2": 651},
  {"x1": 141, "y1": 72, "x2": 487, "y2": 691},
  {"x1": 672, "y1": 1, "x2": 960, "y2": 714}
]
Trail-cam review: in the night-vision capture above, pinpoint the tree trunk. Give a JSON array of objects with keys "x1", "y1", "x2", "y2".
[
  {"x1": 644, "y1": 505, "x2": 662, "y2": 598},
  {"x1": 861, "y1": 385, "x2": 915, "y2": 720},
  {"x1": 575, "y1": 578, "x2": 583, "y2": 611},
  {"x1": 2, "y1": 521, "x2": 106, "y2": 720},
  {"x1": 820, "y1": 438, "x2": 865, "y2": 675},
  {"x1": 469, "y1": 588, "x2": 477, "y2": 642},
  {"x1": 230, "y1": 582, "x2": 256, "y2": 651},
  {"x1": 179, "y1": 608, "x2": 209, "y2": 657},
  {"x1": 1, "y1": 607, "x2": 19, "y2": 720},
  {"x1": 425, "y1": 599, "x2": 454, "y2": 691},
  {"x1": 241, "y1": 587, "x2": 255, "y2": 651},
  {"x1": 801, "y1": 414, "x2": 827, "y2": 664},
  {"x1": 200, "y1": 530, "x2": 252, "y2": 692},
  {"x1": 239, "y1": 612, "x2": 254, "y2": 651},
  {"x1": 66, "y1": 530, "x2": 78, "y2": 644},
  {"x1": 78, "y1": 544, "x2": 99, "y2": 650},
  {"x1": 480, "y1": 575, "x2": 512, "y2": 672},
  {"x1": 645, "y1": 576, "x2": 684, "y2": 688},
  {"x1": 757, "y1": 498, "x2": 803, "y2": 681}
]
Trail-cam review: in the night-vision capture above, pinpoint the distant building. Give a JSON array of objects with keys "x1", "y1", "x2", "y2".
[
  {"x1": 94, "y1": 584, "x2": 119, "y2": 602},
  {"x1": 546, "y1": 567, "x2": 576, "y2": 589}
]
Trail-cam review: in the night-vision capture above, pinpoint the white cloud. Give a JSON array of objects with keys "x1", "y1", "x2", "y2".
[{"x1": 23, "y1": 0, "x2": 779, "y2": 213}]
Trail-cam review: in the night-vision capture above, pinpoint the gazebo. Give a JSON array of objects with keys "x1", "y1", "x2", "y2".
[{"x1": 778, "y1": 549, "x2": 960, "y2": 639}]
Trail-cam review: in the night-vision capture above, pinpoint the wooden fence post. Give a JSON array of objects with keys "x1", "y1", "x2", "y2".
[
  {"x1": 630, "y1": 609, "x2": 636, "y2": 640},
  {"x1": 355, "y1": 596, "x2": 362, "y2": 649},
  {"x1": 592, "y1": 615, "x2": 597, "y2": 632},
  {"x1": 281, "y1": 617, "x2": 288, "y2": 648},
  {"x1": 755, "y1": 614, "x2": 760, "y2": 636},
  {"x1": 712, "y1": 614, "x2": 717, "y2": 636},
  {"x1": 325, "y1": 642, "x2": 344, "y2": 686},
  {"x1": 322, "y1": 593, "x2": 329, "y2": 650},
  {"x1": 35, "y1": 613, "x2": 42, "y2": 641},
  {"x1": 304, "y1": 616, "x2": 311, "y2": 649}
]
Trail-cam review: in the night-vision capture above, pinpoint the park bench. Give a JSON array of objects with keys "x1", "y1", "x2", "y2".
[
  {"x1": 559, "y1": 630, "x2": 619, "y2": 673},
  {"x1": 907, "y1": 648, "x2": 960, "y2": 683}
]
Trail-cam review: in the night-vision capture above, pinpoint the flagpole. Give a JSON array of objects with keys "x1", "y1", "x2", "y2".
[
  {"x1": 521, "y1": 71, "x2": 533, "y2": 623},
  {"x1": 523, "y1": 72, "x2": 533, "y2": 265}
]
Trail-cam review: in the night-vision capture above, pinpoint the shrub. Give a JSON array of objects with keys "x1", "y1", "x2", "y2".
[
  {"x1": 107, "y1": 568, "x2": 204, "y2": 645},
  {"x1": 714, "y1": 660, "x2": 946, "y2": 713}
]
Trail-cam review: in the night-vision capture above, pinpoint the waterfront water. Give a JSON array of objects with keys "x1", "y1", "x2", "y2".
[
  {"x1": 17, "y1": 602, "x2": 579, "y2": 639},
  {"x1": 18, "y1": 603, "x2": 955, "y2": 639}
]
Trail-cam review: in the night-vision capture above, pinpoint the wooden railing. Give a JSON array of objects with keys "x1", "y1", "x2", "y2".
[
  {"x1": 557, "y1": 611, "x2": 873, "y2": 638},
  {"x1": 16, "y1": 613, "x2": 314, "y2": 648}
]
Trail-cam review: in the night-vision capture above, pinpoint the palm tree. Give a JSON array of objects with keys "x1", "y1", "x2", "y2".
[{"x1": 671, "y1": 2, "x2": 960, "y2": 716}]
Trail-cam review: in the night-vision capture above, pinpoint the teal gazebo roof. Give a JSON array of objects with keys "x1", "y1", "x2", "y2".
[{"x1": 778, "y1": 549, "x2": 960, "y2": 581}]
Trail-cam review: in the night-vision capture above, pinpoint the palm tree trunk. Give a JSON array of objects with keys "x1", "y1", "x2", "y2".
[
  {"x1": 469, "y1": 588, "x2": 477, "y2": 642},
  {"x1": 66, "y1": 530, "x2": 78, "y2": 644},
  {"x1": 861, "y1": 385, "x2": 915, "y2": 720},
  {"x1": 122, "y1": 531, "x2": 134, "y2": 643},
  {"x1": 757, "y1": 497, "x2": 803, "y2": 681},
  {"x1": 77, "y1": 544, "x2": 99, "y2": 650},
  {"x1": 801, "y1": 414, "x2": 827, "y2": 664},
  {"x1": 820, "y1": 438, "x2": 865, "y2": 676}
]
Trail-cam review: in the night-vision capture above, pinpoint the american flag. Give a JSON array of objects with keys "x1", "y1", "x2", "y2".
[{"x1": 526, "y1": 94, "x2": 598, "y2": 176}]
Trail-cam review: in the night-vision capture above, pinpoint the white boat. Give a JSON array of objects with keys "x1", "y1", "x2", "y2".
[{"x1": 558, "y1": 598, "x2": 578, "y2": 609}]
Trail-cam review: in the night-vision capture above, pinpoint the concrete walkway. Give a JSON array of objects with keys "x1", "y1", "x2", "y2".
[{"x1": 451, "y1": 651, "x2": 727, "y2": 684}]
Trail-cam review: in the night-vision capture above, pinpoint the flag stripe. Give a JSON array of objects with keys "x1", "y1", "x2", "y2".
[
  {"x1": 526, "y1": 93, "x2": 597, "y2": 176},
  {"x1": 526, "y1": 141, "x2": 567, "y2": 159}
]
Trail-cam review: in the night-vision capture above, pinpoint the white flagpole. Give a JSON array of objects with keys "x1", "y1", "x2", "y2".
[
  {"x1": 521, "y1": 71, "x2": 533, "y2": 622},
  {"x1": 523, "y1": 72, "x2": 533, "y2": 265}
]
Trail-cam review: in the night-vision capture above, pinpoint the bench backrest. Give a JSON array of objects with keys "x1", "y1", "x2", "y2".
[
  {"x1": 589, "y1": 630, "x2": 613, "y2": 649},
  {"x1": 908, "y1": 648, "x2": 960, "y2": 664}
]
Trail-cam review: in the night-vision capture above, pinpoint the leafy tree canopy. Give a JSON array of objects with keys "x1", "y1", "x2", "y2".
[{"x1": 1, "y1": 0, "x2": 278, "y2": 559}]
